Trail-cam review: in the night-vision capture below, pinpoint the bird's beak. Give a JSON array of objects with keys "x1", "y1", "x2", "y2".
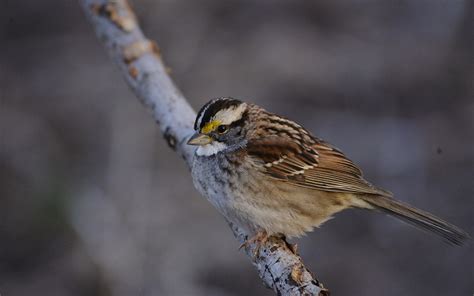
[{"x1": 187, "y1": 132, "x2": 213, "y2": 146}]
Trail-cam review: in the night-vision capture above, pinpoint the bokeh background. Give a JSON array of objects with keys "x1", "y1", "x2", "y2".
[{"x1": 1, "y1": 0, "x2": 472, "y2": 295}]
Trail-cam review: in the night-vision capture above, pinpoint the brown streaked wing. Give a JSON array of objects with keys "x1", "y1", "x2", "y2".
[{"x1": 247, "y1": 136, "x2": 391, "y2": 197}]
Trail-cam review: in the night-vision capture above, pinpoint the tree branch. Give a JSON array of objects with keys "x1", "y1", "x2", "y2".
[{"x1": 79, "y1": 0, "x2": 329, "y2": 295}]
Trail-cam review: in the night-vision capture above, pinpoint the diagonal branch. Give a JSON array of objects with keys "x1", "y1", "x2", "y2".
[{"x1": 79, "y1": 0, "x2": 329, "y2": 295}]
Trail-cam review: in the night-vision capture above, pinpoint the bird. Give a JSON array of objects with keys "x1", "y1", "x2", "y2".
[{"x1": 187, "y1": 97, "x2": 469, "y2": 249}]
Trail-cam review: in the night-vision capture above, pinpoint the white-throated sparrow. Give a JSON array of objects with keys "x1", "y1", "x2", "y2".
[{"x1": 188, "y1": 97, "x2": 469, "y2": 246}]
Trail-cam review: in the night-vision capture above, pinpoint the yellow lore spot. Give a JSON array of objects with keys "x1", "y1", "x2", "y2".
[{"x1": 201, "y1": 120, "x2": 221, "y2": 134}]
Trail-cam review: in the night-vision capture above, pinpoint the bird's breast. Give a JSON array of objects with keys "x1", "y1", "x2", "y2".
[{"x1": 191, "y1": 153, "x2": 248, "y2": 216}]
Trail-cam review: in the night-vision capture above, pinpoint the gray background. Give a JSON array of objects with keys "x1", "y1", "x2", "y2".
[{"x1": 0, "y1": 0, "x2": 472, "y2": 295}]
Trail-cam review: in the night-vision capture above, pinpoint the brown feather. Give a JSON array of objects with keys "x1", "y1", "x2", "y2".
[{"x1": 247, "y1": 131, "x2": 390, "y2": 196}]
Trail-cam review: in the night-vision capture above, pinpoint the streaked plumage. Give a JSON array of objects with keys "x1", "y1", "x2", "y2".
[{"x1": 189, "y1": 97, "x2": 469, "y2": 245}]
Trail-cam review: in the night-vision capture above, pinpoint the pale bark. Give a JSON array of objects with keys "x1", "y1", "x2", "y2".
[{"x1": 79, "y1": 0, "x2": 328, "y2": 295}]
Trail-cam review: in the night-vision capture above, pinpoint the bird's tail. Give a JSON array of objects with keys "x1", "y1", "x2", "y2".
[{"x1": 359, "y1": 195, "x2": 469, "y2": 245}]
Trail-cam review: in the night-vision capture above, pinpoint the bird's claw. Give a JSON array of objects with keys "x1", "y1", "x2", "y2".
[{"x1": 239, "y1": 230, "x2": 269, "y2": 258}]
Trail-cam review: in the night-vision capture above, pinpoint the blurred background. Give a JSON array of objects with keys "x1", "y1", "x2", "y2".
[{"x1": 1, "y1": 0, "x2": 472, "y2": 295}]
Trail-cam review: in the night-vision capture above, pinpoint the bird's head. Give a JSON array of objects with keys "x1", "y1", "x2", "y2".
[{"x1": 187, "y1": 97, "x2": 249, "y2": 156}]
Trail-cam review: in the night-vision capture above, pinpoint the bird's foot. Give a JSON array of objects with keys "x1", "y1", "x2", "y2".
[
  {"x1": 276, "y1": 234, "x2": 298, "y2": 255},
  {"x1": 286, "y1": 240, "x2": 298, "y2": 254},
  {"x1": 239, "y1": 230, "x2": 269, "y2": 258}
]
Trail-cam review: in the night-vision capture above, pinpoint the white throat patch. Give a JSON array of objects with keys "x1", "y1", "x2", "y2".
[{"x1": 196, "y1": 141, "x2": 228, "y2": 156}]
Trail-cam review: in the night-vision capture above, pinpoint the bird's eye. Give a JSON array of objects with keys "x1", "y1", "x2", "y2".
[{"x1": 217, "y1": 125, "x2": 229, "y2": 134}]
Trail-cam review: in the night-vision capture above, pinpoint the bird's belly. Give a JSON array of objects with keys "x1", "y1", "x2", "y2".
[
  {"x1": 232, "y1": 183, "x2": 352, "y2": 237},
  {"x1": 191, "y1": 154, "x2": 351, "y2": 237}
]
